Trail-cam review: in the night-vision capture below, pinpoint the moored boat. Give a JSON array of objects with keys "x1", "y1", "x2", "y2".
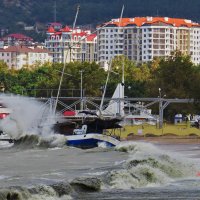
[
  {"x1": 66, "y1": 132, "x2": 120, "y2": 149},
  {"x1": 55, "y1": 117, "x2": 121, "y2": 149}
]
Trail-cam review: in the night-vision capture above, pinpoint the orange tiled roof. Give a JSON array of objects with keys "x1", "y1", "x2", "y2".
[
  {"x1": 2, "y1": 46, "x2": 31, "y2": 53},
  {"x1": 0, "y1": 46, "x2": 51, "y2": 54},
  {"x1": 60, "y1": 26, "x2": 71, "y2": 32},
  {"x1": 100, "y1": 17, "x2": 200, "y2": 28},
  {"x1": 47, "y1": 27, "x2": 56, "y2": 33},
  {"x1": 72, "y1": 32, "x2": 87, "y2": 37},
  {"x1": 86, "y1": 34, "x2": 97, "y2": 41},
  {"x1": 31, "y1": 47, "x2": 51, "y2": 53}
]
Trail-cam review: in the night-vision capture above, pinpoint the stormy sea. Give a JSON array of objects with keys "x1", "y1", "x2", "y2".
[{"x1": 0, "y1": 95, "x2": 200, "y2": 200}]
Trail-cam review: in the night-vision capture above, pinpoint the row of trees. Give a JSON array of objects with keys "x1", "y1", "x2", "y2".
[
  {"x1": 0, "y1": 51, "x2": 200, "y2": 120},
  {"x1": 2, "y1": 0, "x2": 200, "y2": 34}
]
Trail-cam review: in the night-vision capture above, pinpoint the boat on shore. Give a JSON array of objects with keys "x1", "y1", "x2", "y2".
[
  {"x1": 66, "y1": 126, "x2": 120, "y2": 149},
  {"x1": 54, "y1": 114, "x2": 121, "y2": 149}
]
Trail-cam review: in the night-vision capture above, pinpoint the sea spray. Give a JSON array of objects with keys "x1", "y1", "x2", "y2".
[
  {"x1": 0, "y1": 95, "x2": 53, "y2": 138},
  {"x1": 100, "y1": 141, "x2": 198, "y2": 189},
  {"x1": 0, "y1": 94, "x2": 68, "y2": 149},
  {"x1": 0, "y1": 95, "x2": 61, "y2": 134}
]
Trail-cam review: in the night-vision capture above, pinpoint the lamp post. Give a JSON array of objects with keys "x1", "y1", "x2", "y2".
[
  {"x1": 158, "y1": 88, "x2": 166, "y2": 129},
  {"x1": 80, "y1": 70, "x2": 84, "y2": 111}
]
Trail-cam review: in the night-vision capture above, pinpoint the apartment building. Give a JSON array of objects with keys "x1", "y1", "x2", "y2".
[
  {"x1": 45, "y1": 26, "x2": 97, "y2": 63},
  {"x1": 97, "y1": 17, "x2": 200, "y2": 67},
  {"x1": 0, "y1": 46, "x2": 52, "y2": 69},
  {"x1": 0, "y1": 33, "x2": 34, "y2": 47}
]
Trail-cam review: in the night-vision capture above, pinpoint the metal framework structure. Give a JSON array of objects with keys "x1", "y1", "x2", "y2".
[{"x1": 39, "y1": 96, "x2": 195, "y2": 128}]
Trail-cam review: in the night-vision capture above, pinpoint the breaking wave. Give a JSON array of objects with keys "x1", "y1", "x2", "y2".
[
  {"x1": 0, "y1": 183, "x2": 73, "y2": 200},
  {"x1": 0, "y1": 176, "x2": 102, "y2": 200},
  {"x1": 100, "y1": 141, "x2": 198, "y2": 189},
  {"x1": 0, "y1": 95, "x2": 69, "y2": 149},
  {"x1": 13, "y1": 134, "x2": 67, "y2": 149}
]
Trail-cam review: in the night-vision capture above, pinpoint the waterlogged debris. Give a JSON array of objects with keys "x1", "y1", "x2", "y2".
[{"x1": 71, "y1": 177, "x2": 102, "y2": 192}]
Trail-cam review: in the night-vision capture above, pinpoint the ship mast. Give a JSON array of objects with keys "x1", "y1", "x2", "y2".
[
  {"x1": 53, "y1": 5, "x2": 80, "y2": 115},
  {"x1": 99, "y1": 5, "x2": 125, "y2": 117}
]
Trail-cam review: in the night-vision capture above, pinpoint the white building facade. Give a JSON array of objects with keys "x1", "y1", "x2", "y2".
[
  {"x1": 97, "y1": 17, "x2": 200, "y2": 67},
  {"x1": 0, "y1": 46, "x2": 52, "y2": 69},
  {"x1": 45, "y1": 26, "x2": 97, "y2": 63}
]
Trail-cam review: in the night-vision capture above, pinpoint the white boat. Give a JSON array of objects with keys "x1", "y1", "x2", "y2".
[
  {"x1": 123, "y1": 104, "x2": 157, "y2": 126},
  {"x1": 55, "y1": 117, "x2": 121, "y2": 149},
  {"x1": 66, "y1": 129, "x2": 120, "y2": 149}
]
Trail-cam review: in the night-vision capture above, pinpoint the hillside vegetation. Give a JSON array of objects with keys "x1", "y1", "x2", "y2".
[{"x1": 1, "y1": 0, "x2": 200, "y2": 32}]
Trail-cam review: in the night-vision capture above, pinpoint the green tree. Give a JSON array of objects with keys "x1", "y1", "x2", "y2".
[
  {"x1": 147, "y1": 51, "x2": 195, "y2": 98},
  {"x1": 110, "y1": 55, "x2": 149, "y2": 97}
]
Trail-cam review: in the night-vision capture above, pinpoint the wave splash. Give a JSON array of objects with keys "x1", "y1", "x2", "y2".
[
  {"x1": 0, "y1": 177, "x2": 102, "y2": 200},
  {"x1": 101, "y1": 141, "x2": 198, "y2": 189},
  {"x1": 0, "y1": 95, "x2": 63, "y2": 137},
  {"x1": 0, "y1": 95, "x2": 68, "y2": 149},
  {"x1": 13, "y1": 134, "x2": 67, "y2": 149},
  {"x1": 0, "y1": 183, "x2": 73, "y2": 200}
]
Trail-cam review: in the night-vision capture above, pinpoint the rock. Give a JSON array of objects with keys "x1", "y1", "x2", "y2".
[{"x1": 70, "y1": 177, "x2": 101, "y2": 192}]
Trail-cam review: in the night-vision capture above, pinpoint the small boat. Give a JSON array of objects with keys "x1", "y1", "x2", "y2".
[
  {"x1": 66, "y1": 131, "x2": 120, "y2": 149},
  {"x1": 65, "y1": 118, "x2": 121, "y2": 149}
]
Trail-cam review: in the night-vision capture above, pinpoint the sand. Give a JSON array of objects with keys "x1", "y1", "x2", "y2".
[{"x1": 124, "y1": 135, "x2": 200, "y2": 144}]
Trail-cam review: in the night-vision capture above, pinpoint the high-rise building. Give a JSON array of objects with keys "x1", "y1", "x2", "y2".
[
  {"x1": 97, "y1": 17, "x2": 200, "y2": 67},
  {"x1": 45, "y1": 26, "x2": 97, "y2": 63}
]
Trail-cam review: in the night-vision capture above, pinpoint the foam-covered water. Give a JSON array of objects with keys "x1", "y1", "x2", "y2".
[
  {"x1": 103, "y1": 142, "x2": 198, "y2": 189},
  {"x1": 0, "y1": 141, "x2": 199, "y2": 199}
]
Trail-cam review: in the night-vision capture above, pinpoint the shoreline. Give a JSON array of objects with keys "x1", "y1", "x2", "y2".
[{"x1": 124, "y1": 135, "x2": 200, "y2": 144}]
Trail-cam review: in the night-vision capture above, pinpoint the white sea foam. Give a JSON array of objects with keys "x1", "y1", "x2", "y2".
[
  {"x1": 0, "y1": 175, "x2": 9, "y2": 180},
  {"x1": 0, "y1": 141, "x2": 13, "y2": 148},
  {"x1": 98, "y1": 142, "x2": 108, "y2": 148},
  {"x1": 0, "y1": 94, "x2": 64, "y2": 140},
  {"x1": 101, "y1": 141, "x2": 199, "y2": 189}
]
